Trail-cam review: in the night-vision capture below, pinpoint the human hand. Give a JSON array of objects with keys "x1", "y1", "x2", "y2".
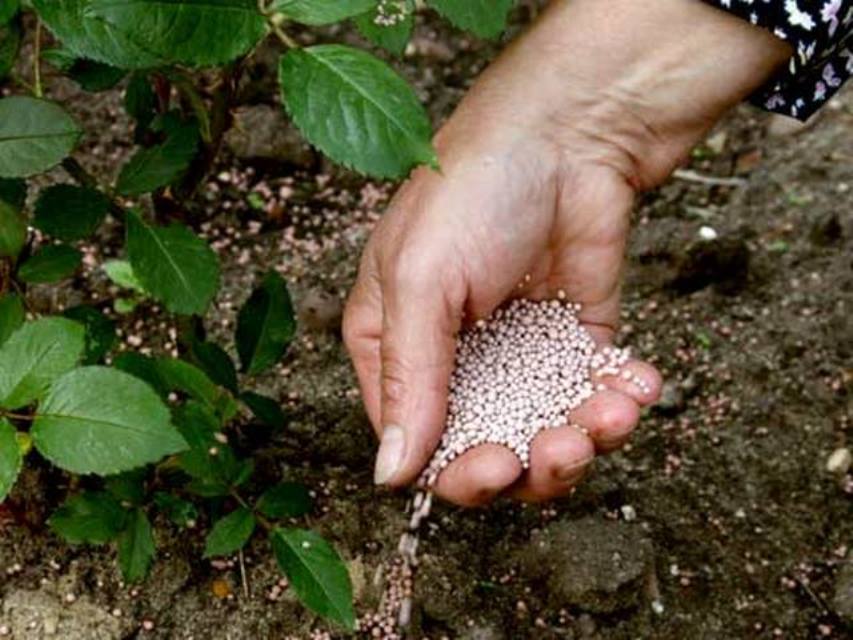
[{"x1": 344, "y1": 0, "x2": 790, "y2": 506}]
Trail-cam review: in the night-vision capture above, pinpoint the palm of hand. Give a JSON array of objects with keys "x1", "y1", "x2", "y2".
[{"x1": 345, "y1": 135, "x2": 661, "y2": 506}]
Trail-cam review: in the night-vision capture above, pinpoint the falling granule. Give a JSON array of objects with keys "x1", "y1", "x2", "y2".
[
  {"x1": 390, "y1": 298, "x2": 647, "y2": 630},
  {"x1": 303, "y1": 298, "x2": 646, "y2": 637}
]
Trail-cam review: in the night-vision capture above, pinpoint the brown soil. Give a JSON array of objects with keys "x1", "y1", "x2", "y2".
[{"x1": 2, "y1": 7, "x2": 852, "y2": 640}]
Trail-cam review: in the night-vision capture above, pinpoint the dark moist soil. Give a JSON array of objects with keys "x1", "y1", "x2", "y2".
[{"x1": 2, "y1": 7, "x2": 853, "y2": 640}]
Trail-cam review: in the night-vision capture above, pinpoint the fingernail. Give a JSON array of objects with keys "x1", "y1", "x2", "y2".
[
  {"x1": 374, "y1": 425, "x2": 406, "y2": 484},
  {"x1": 556, "y1": 456, "x2": 594, "y2": 482}
]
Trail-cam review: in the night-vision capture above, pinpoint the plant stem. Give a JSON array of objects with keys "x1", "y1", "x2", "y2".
[
  {"x1": 168, "y1": 70, "x2": 213, "y2": 143},
  {"x1": 230, "y1": 490, "x2": 251, "y2": 510},
  {"x1": 238, "y1": 550, "x2": 250, "y2": 598},
  {"x1": 270, "y1": 23, "x2": 299, "y2": 49},
  {"x1": 33, "y1": 19, "x2": 43, "y2": 98},
  {"x1": 61, "y1": 157, "x2": 97, "y2": 189},
  {"x1": 230, "y1": 489, "x2": 275, "y2": 532},
  {"x1": 11, "y1": 72, "x2": 36, "y2": 94},
  {"x1": 0, "y1": 410, "x2": 34, "y2": 422},
  {"x1": 9, "y1": 280, "x2": 37, "y2": 316},
  {"x1": 173, "y1": 62, "x2": 241, "y2": 204}
]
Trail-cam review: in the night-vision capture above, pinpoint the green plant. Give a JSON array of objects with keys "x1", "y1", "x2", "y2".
[{"x1": 0, "y1": 0, "x2": 512, "y2": 631}]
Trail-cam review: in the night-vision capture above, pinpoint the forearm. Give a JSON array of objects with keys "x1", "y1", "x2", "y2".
[{"x1": 441, "y1": 0, "x2": 792, "y2": 190}]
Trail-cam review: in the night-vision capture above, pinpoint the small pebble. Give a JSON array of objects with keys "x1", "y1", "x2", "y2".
[
  {"x1": 620, "y1": 505, "x2": 637, "y2": 521},
  {"x1": 826, "y1": 447, "x2": 852, "y2": 474},
  {"x1": 698, "y1": 226, "x2": 718, "y2": 241}
]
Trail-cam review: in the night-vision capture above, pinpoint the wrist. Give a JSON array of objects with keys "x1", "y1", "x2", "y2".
[{"x1": 456, "y1": 0, "x2": 791, "y2": 191}]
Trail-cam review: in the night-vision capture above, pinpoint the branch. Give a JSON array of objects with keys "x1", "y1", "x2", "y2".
[
  {"x1": 173, "y1": 63, "x2": 242, "y2": 203},
  {"x1": 672, "y1": 169, "x2": 747, "y2": 188},
  {"x1": 270, "y1": 23, "x2": 299, "y2": 49},
  {"x1": 10, "y1": 280, "x2": 37, "y2": 316},
  {"x1": 230, "y1": 489, "x2": 275, "y2": 531},
  {"x1": 0, "y1": 410, "x2": 34, "y2": 422},
  {"x1": 33, "y1": 19, "x2": 43, "y2": 98}
]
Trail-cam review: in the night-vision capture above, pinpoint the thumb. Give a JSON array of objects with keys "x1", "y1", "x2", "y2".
[{"x1": 375, "y1": 264, "x2": 462, "y2": 487}]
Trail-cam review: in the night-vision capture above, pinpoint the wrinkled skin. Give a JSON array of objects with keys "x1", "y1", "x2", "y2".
[{"x1": 344, "y1": 0, "x2": 791, "y2": 506}]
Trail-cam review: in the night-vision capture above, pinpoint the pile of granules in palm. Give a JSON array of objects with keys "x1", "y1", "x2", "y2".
[
  {"x1": 293, "y1": 299, "x2": 647, "y2": 638},
  {"x1": 420, "y1": 297, "x2": 648, "y2": 486},
  {"x1": 384, "y1": 297, "x2": 648, "y2": 631}
]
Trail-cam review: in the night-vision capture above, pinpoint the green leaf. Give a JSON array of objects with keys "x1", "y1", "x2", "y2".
[
  {"x1": 271, "y1": 528, "x2": 354, "y2": 630},
  {"x1": 63, "y1": 305, "x2": 117, "y2": 364},
  {"x1": 0, "y1": 317, "x2": 85, "y2": 410},
  {"x1": 105, "y1": 469, "x2": 146, "y2": 505},
  {"x1": 116, "y1": 355, "x2": 238, "y2": 426},
  {"x1": 0, "y1": 16, "x2": 22, "y2": 80},
  {"x1": 232, "y1": 458, "x2": 254, "y2": 487},
  {"x1": 117, "y1": 508, "x2": 155, "y2": 582},
  {"x1": 257, "y1": 482, "x2": 311, "y2": 519},
  {"x1": 44, "y1": 48, "x2": 127, "y2": 93},
  {"x1": 156, "y1": 357, "x2": 236, "y2": 421},
  {"x1": 0, "y1": 199, "x2": 26, "y2": 260},
  {"x1": 272, "y1": 0, "x2": 374, "y2": 25},
  {"x1": 174, "y1": 402, "x2": 242, "y2": 491},
  {"x1": 0, "y1": 0, "x2": 19, "y2": 23},
  {"x1": 186, "y1": 480, "x2": 230, "y2": 497},
  {"x1": 0, "y1": 97, "x2": 81, "y2": 178},
  {"x1": 113, "y1": 297, "x2": 139, "y2": 314},
  {"x1": 0, "y1": 177, "x2": 26, "y2": 210},
  {"x1": 0, "y1": 418, "x2": 22, "y2": 502},
  {"x1": 67, "y1": 59, "x2": 126, "y2": 91},
  {"x1": 124, "y1": 72, "x2": 156, "y2": 137},
  {"x1": 41, "y1": 47, "x2": 78, "y2": 72},
  {"x1": 116, "y1": 118, "x2": 199, "y2": 195},
  {"x1": 240, "y1": 391, "x2": 285, "y2": 429},
  {"x1": 103, "y1": 259, "x2": 147, "y2": 294},
  {"x1": 87, "y1": 0, "x2": 267, "y2": 67},
  {"x1": 236, "y1": 271, "x2": 296, "y2": 375},
  {"x1": 354, "y1": 1, "x2": 414, "y2": 56},
  {"x1": 0, "y1": 294, "x2": 25, "y2": 347},
  {"x1": 33, "y1": 0, "x2": 164, "y2": 69},
  {"x1": 125, "y1": 210, "x2": 220, "y2": 315},
  {"x1": 427, "y1": 0, "x2": 512, "y2": 39},
  {"x1": 48, "y1": 491, "x2": 128, "y2": 544},
  {"x1": 279, "y1": 45, "x2": 436, "y2": 178},
  {"x1": 17, "y1": 245, "x2": 83, "y2": 284},
  {"x1": 33, "y1": 184, "x2": 111, "y2": 242},
  {"x1": 203, "y1": 507, "x2": 255, "y2": 558},
  {"x1": 153, "y1": 491, "x2": 197, "y2": 527},
  {"x1": 112, "y1": 352, "x2": 169, "y2": 397},
  {"x1": 0, "y1": 176, "x2": 27, "y2": 260},
  {"x1": 31, "y1": 366, "x2": 188, "y2": 475},
  {"x1": 188, "y1": 339, "x2": 238, "y2": 394}
]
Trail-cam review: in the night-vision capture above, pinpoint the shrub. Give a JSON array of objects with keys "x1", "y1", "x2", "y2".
[{"x1": 0, "y1": 0, "x2": 511, "y2": 630}]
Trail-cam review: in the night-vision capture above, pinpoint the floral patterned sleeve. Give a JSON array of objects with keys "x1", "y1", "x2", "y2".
[{"x1": 701, "y1": 0, "x2": 852, "y2": 120}]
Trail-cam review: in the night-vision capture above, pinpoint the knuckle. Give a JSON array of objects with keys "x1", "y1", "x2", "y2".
[
  {"x1": 383, "y1": 242, "x2": 449, "y2": 297},
  {"x1": 600, "y1": 402, "x2": 638, "y2": 436},
  {"x1": 341, "y1": 301, "x2": 361, "y2": 351},
  {"x1": 380, "y1": 358, "x2": 409, "y2": 407},
  {"x1": 389, "y1": 258, "x2": 431, "y2": 295}
]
